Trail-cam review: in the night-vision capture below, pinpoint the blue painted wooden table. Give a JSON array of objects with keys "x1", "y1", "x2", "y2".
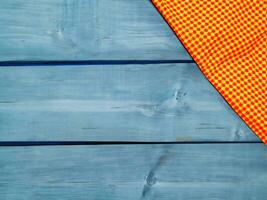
[{"x1": 0, "y1": 0, "x2": 266, "y2": 199}]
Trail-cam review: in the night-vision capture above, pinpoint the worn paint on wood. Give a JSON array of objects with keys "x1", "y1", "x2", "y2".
[
  {"x1": 0, "y1": 64, "x2": 256, "y2": 141},
  {"x1": 0, "y1": 0, "x2": 190, "y2": 61},
  {"x1": 0, "y1": 144, "x2": 266, "y2": 199}
]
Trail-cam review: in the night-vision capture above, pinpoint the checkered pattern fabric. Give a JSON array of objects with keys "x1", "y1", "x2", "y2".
[{"x1": 152, "y1": 0, "x2": 267, "y2": 143}]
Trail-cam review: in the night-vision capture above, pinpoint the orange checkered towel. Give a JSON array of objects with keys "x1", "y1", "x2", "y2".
[{"x1": 152, "y1": 0, "x2": 267, "y2": 143}]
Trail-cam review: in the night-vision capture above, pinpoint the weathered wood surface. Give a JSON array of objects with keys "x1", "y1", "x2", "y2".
[
  {"x1": 0, "y1": 0, "x2": 190, "y2": 61},
  {"x1": 0, "y1": 64, "x2": 257, "y2": 141},
  {"x1": 0, "y1": 144, "x2": 266, "y2": 199},
  {"x1": 0, "y1": 1, "x2": 265, "y2": 200}
]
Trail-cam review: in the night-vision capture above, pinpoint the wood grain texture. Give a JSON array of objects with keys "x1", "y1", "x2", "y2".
[
  {"x1": 0, "y1": 1, "x2": 265, "y2": 199},
  {"x1": 0, "y1": 0, "x2": 190, "y2": 61},
  {"x1": 0, "y1": 144, "x2": 266, "y2": 199},
  {"x1": 0, "y1": 64, "x2": 257, "y2": 141}
]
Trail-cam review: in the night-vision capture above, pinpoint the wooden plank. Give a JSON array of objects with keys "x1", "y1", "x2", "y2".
[
  {"x1": 0, "y1": 64, "x2": 257, "y2": 141},
  {"x1": 0, "y1": 144, "x2": 266, "y2": 199},
  {"x1": 0, "y1": 0, "x2": 190, "y2": 61}
]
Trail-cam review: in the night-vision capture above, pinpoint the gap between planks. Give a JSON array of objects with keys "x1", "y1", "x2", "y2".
[
  {"x1": 0, "y1": 141, "x2": 262, "y2": 147},
  {"x1": 0, "y1": 60, "x2": 194, "y2": 67}
]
